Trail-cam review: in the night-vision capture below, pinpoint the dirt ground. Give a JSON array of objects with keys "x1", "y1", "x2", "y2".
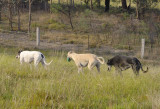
[
  {"x1": 0, "y1": 32, "x2": 134, "y2": 56},
  {"x1": 1, "y1": 31, "x2": 160, "y2": 66}
]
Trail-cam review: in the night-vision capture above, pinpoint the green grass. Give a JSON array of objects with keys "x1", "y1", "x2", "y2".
[{"x1": 0, "y1": 48, "x2": 160, "y2": 108}]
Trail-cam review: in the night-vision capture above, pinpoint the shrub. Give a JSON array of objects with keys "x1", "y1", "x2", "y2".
[{"x1": 48, "y1": 23, "x2": 65, "y2": 30}]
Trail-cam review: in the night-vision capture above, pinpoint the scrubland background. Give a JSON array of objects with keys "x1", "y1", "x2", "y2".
[{"x1": 0, "y1": 0, "x2": 160, "y2": 108}]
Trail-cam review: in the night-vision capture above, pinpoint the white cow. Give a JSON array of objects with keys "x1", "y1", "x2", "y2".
[{"x1": 16, "y1": 50, "x2": 52, "y2": 67}]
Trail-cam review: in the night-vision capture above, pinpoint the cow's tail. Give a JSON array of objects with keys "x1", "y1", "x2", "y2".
[
  {"x1": 135, "y1": 58, "x2": 148, "y2": 73},
  {"x1": 41, "y1": 54, "x2": 53, "y2": 66},
  {"x1": 141, "y1": 65, "x2": 148, "y2": 73},
  {"x1": 97, "y1": 57, "x2": 105, "y2": 64}
]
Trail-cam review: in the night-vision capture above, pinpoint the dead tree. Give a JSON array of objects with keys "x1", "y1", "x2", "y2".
[
  {"x1": 50, "y1": 0, "x2": 52, "y2": 13},
  {"x1": 128, "y1": 0, "x2": 131, "y2": 10},
  {"x1": 52, "y1": 4, "x2": 74, "y2": 30},
  {"x1": 90, "y1": 0, "x2": 93, "y2": 9},
  {"x1": 28, "y1": 0, "x2": 34, "y2": 35},
  {"x1": 136, "y1": 0, "x2": 140, "y2": 19},
  {"x1": 73, "y1": 0, "x2": 74, "y2": 7},
  {"x1": 148, "y1": 15, "x2": 158, "y2": 49},
  {"x1": 69, "y1": 0, "x2": 74, "y2": 7},
  {"x1": 136, "y1": 0, "x2": 146, "y2": 19},
  {"x1": 16, "y1": 0, "x2": 21, "y2": 31},
  {"x1": 70, "y1": 0, "x2": 72, "y2": 5},
  {"x1": 8, "y1": 0, "x2": 13, "y2": 30},
  {"x1": 96, "y1": 0, "x2": 100, "y2": 8},
  {"x1": 68, "y1": 6, "x2": 73, "y2": 30},
  {"x1": 0, "y1": 0, "x2": 3, "y2": 21},
  {"x1": 0, "y1": 1, "x2": 7, "y2": 23},
  {"x1": 83, "y1": 0, "x2": 89, "y2": 7}
]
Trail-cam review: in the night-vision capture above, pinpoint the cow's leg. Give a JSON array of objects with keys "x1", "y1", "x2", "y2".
[{"x1": 96, "y1": 63, "x2": 100, "y2": 73}]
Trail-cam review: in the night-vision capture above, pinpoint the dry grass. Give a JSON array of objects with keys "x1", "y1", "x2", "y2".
[
  {"x1": 0, "y1": 47, "x2": 160, "y2": 109},
  {"x1": 1, "y1": 5, "x2": 159, "y2": 45}
]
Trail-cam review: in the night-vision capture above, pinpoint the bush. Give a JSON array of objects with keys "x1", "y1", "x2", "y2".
[
  {"x1": 48, "y1": 23, "x2": 65, "y2": 30},
  {"x1": 31, "y1": 22, "x2": 41, "y2": 28},
  {"x1": 46, "y1": 19, "x2": 57, "y2": 24}
]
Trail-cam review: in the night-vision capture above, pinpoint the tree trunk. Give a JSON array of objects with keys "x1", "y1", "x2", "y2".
[
  {"x1": 97, "y1": 0, "x2": 100, "y2": 8},
  {"x1": 72, "y1": 0, "x2": 74, "y2": 7},
  {"x1": 17, "y1": 3, "x2": 21, "y2": 31},
  {"x1": 138, "y1": 0, "x2": 146, "y2": 19},
  {"x1": 121, "y1": 0, "x2": 127, "y2": 10},
  {"x1": 50, "y1": 0, "x2": 52, "y2": 13},
  {"x1": 51, "y1": 0, "x2": 52, "y2": 4},
  {"x1": 0, "y1": 4, "x2": 2, "y2": 21},
  {"x1": 90, "y1": 0, "x2": 93, "y2": 9},
  {"x1": 44, "y1": 1, "x2": 47, "y2": 11},
  {"x1": 127, "y1": 0, "x2": 131, "y2": 10},
  {"x1": 81, "y1": 0, "x2": 82, "y2": 6},
  {"x1": 70, "y1": 0, "x2": 72, "y2": 6},
  {"x1": 58, "y1": 0, "x2": 60, "y2": 4},
  {"x1": 68, "y1": 8, "x2": 73, "y2": 30},
  {"x1": 136, "y1": 0, "x2": 140, "y2": 19},
  {"x1": 28, "y1": 0, "x2": 32, "y2": 35},
  {"x1": 105, "y1": 0, "x2": 110, "y2": 12},
  {"x1": 67, "y1": 0, "x2": 68, "y2": 5},
  {"x1": 8, "y1": 2, "x2": 13, "y2": 30},
  {"x1": 136, "y1": 0, "x2": 145, "y2": 19}
]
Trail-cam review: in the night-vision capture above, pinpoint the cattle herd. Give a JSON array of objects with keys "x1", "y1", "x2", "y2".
[{"x1": 16, "y1": 50, "x2": 148, "y2": 76}]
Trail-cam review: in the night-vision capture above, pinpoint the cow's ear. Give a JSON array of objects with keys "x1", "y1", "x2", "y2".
[
  {"x1": 68, "y1": 51, "x2": 73, "y2": 54},
  {"x1": 71, "y1": 51, "x2": 75, "y2": 53},
  {"x1": 18, "y1": 50, "x2": 22, "y2": 54}
]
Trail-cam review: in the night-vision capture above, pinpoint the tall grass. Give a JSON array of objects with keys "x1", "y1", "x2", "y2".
[{"x1": 0, "y1": 49, "x2": 160, "y2": 108}]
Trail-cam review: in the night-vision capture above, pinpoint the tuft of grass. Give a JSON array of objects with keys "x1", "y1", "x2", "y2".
[
  {"x1": 113, "y1": 44, "x2": 133, "y2": 50},
  {"x1": 48, "y1": 23, "x2": 66, "y2": 30},
  {"x1": 46, "y1": 19, "x2": 57, "y2": 24},
  {"x1": 31, "y1": 22, "x2": 41, "y2": 28}
]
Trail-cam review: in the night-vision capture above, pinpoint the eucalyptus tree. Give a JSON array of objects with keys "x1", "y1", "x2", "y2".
[
  {"x1": 121, "y1": 0, "x2": 127, "y2": 9},
  {"x1": 7, "y1": 0, "x2": 15, "y2": 30},
  {"x1": 0, "y1": 0, "x2": 6, "y2": 21},
  {"x1": 15, "y1": 0, "x2": 22, "y2": 31},
  {"x1": 133, "y1": 0, "x2": 160, "y2": 19},
  {"x1": 96, "y1": 0, "x2": 101, "y2": 7},
  {"x1": 90, "y1": 0, "x2": 93, "y2": 9},
  {"x1": 28, "y1": 0, "x2": 33, "y2": 34},
  {"x1": 105, "y1": 0, "x2": 110, "y2": 12}
]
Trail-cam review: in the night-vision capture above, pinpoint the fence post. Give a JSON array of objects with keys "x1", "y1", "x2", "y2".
[
  {"x1": 36, "y1": 27, "x2": 40, "y2": 46},
  {"x1": 141, "y1": 38, "x2": 145, "y2": 59}
]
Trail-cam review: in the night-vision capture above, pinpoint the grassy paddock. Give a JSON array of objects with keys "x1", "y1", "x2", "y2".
[{"x1": 0, "y1": 48, "x2": 160, "y2": 109}]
